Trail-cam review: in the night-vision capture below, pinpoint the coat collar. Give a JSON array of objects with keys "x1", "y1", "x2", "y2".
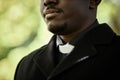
[
  {"x1": 34, "y1": 23, "x2": 115, "y2": 79},
  {"x1": 33, "y1": 36, "x2": 56, "y2": 77},
  {"x1": 48, "y1": 38, "x2": 97, "y2": 79},
  {"x1": 84, "y1": 23, "x2": 115, "y2": 44}
]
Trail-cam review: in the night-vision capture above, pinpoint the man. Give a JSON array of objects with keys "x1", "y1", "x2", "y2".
[{"x1": 14, "y1": 0, "x2": 120, "y2": 80}]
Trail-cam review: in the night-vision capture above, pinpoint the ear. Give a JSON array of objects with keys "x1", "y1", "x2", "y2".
[{"x1": 89, "y1": 0, "x2": 101, "y2": 9}]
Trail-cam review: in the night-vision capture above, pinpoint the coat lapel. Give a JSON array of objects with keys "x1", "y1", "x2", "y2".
[
  {"x1": 48, "y1": 24, "x2": 115, "y2": 79},
  {"x1": 48, "y1": 39, "x2": 97, "y2": 79},
  {"x1": 34, "y1": 23, "x2": 115, "y2": 79},
  {"x1": 33, "y1": 36, "x2": 57, "y2": 77}
]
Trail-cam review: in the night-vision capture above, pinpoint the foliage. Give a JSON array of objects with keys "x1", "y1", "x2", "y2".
[{"x1": 0, "y1": 0, "x2": 41, "y2": 79}]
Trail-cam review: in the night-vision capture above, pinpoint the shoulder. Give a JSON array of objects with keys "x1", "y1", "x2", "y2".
[
  {"x1": 14, "y1": 45, "x2": 48, "y2": 79},
  {"x1": 16, "y1": 44, "x2": 48, "y2": 70},
  {"x1": 103, "y1": 34, "x2": 120, "y2": 55},
  {"x1": 112, "y1": 35, "x2": 120, "y2": 47},
  {"x1": 22, "y1": 45, "x2": 48, "y2": 61},
  {"x1": 16, "y1": 35, "x2": 56, "y2": 65}
]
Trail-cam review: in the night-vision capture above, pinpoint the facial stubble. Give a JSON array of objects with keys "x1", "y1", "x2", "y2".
[{"x1": 48, "y1": 22, "x2": 67, "y2": 35}]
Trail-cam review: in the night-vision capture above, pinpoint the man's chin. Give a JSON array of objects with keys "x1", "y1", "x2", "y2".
[
  {"x1": 49, "y1": 27, "x2": 64, "y2": 35},
  {"x1": 48, "y1": 23, "x2": 67, "y2": 35}
]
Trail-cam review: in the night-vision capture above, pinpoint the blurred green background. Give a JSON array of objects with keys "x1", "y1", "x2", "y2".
[{"x1": 0, "y1": 0, "x2": 120, "y2": 80}]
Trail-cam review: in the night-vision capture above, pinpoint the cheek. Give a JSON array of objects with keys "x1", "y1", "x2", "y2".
[{"x1": 64, "y1": 9, "x2": 79, "y2": 21}]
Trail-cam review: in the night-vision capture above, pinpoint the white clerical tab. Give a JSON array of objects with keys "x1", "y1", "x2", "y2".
[{"x1": 59, "y1": 43, "x2": 75, "y2": 54}]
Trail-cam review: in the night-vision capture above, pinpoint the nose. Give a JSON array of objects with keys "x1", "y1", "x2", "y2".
[{"x1": 44, "y1": 0, "x2": 58, "y2": 6}]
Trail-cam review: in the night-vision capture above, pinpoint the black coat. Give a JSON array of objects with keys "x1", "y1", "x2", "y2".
[{"x1": 14, "y1": 24, "x2": 120, "y2": 80}]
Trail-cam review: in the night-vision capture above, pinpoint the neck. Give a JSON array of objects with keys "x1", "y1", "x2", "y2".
[{"x1": 59, "y1": 19, "x2": 98, "y2": 43}]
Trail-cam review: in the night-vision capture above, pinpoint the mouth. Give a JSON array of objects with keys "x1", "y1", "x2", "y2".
[{"x1": 44, "y1": 8, "x2": 63, "y2": 20}]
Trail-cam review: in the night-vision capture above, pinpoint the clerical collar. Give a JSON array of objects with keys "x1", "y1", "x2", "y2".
[
  {"x1": 56, "y1": 20, "x2": 99, "y2": 54},
  {"x1": 56, "y1": 36, "x2": 64, "y2": 46}
]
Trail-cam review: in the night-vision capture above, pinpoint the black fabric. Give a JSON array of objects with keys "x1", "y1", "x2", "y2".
[
  {"x1": 14, "y1": 23, "x2": 120, "y2": 80},
  {"x1": 69, "y1": 20, "x2": 99, "y2": 45},
  {"x1": 54, "y1": 46, "x2": 67, "y2": 66}
]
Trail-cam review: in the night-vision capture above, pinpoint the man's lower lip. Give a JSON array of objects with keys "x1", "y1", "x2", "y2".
[{"x1": 45, "y1": 12, "x2": 59, "y2": 20}]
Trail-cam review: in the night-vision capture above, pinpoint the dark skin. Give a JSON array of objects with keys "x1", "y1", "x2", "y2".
[{"x1": 40, "y1": 0, "x2": 101, "y2": 42}]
